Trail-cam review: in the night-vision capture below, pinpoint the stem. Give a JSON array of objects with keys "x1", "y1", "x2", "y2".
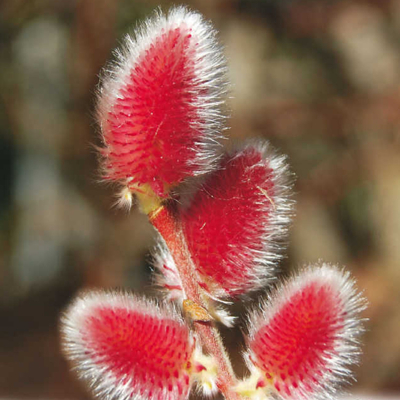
[{"x1": 149, "y1": 204, "x2": 241, "y2": 400}]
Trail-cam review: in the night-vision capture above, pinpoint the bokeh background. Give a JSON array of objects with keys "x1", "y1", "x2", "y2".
[{"x1": 1, "y1": 0, "x2": 400, "y2": 398}]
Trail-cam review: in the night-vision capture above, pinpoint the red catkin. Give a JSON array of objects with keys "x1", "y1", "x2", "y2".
[
  {"x1": 246, "y1": 264, "x2": 366, "y2": 400},
  {"x1": 97, "y1": 7, "x2": 227, "y2": 199},
  {"x1": 61, "y1": 291, "x2": 195, "y2": 400},
  {"x1": 181, "y1": 142, "x2": 293, "y2": 298}
]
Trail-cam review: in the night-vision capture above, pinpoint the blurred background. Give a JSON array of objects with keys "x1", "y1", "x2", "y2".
[{"x1": 1, "y1": 0, "x2": 400, "y2": 398}]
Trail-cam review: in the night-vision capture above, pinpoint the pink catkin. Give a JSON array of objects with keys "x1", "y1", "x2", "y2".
[
  {"x1": 97, "y1": 7, "x2": 227, "y2": 198},
  {"x1": 181, "y1": 143, "x2": 293, "y2": 298},
  {"x1": 61, "y1": 291, "x2": 194, "y2": 400},
  {"x1": 246, "y1": 264, "x2": 366, "y2": 400}
]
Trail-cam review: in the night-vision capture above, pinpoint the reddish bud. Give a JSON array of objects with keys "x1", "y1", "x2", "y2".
[
  {"x1": 181, "y1": 142, "x2": 294, "y2": 298},
  {"x1": 61, "y1": 291, "x2": 195, "y2": 400},
  {"x1": 244, "y1": 264, "x2": 366, "y2": 400},
  {"x1": 97, "y1": 7, "x2": 228, "y2": 200}
]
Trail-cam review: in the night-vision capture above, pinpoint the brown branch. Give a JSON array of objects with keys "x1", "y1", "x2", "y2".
[{"x1": 149, "y1": 204, "x2": 241, "y2": 400}]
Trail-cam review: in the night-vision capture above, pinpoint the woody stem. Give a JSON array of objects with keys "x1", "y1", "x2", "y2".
[{"x1": 149, "y1": 203, "x2": 241, "y2": 400}]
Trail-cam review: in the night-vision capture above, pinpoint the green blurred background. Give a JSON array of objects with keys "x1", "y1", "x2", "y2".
[{"x1": 1, "y1": 0, "x2": 399, "y2": 398}]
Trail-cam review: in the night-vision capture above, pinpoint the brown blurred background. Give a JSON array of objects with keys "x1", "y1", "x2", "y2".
[{"x1": 0, "y1": 0, "x2": 399, "y2": 398}]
